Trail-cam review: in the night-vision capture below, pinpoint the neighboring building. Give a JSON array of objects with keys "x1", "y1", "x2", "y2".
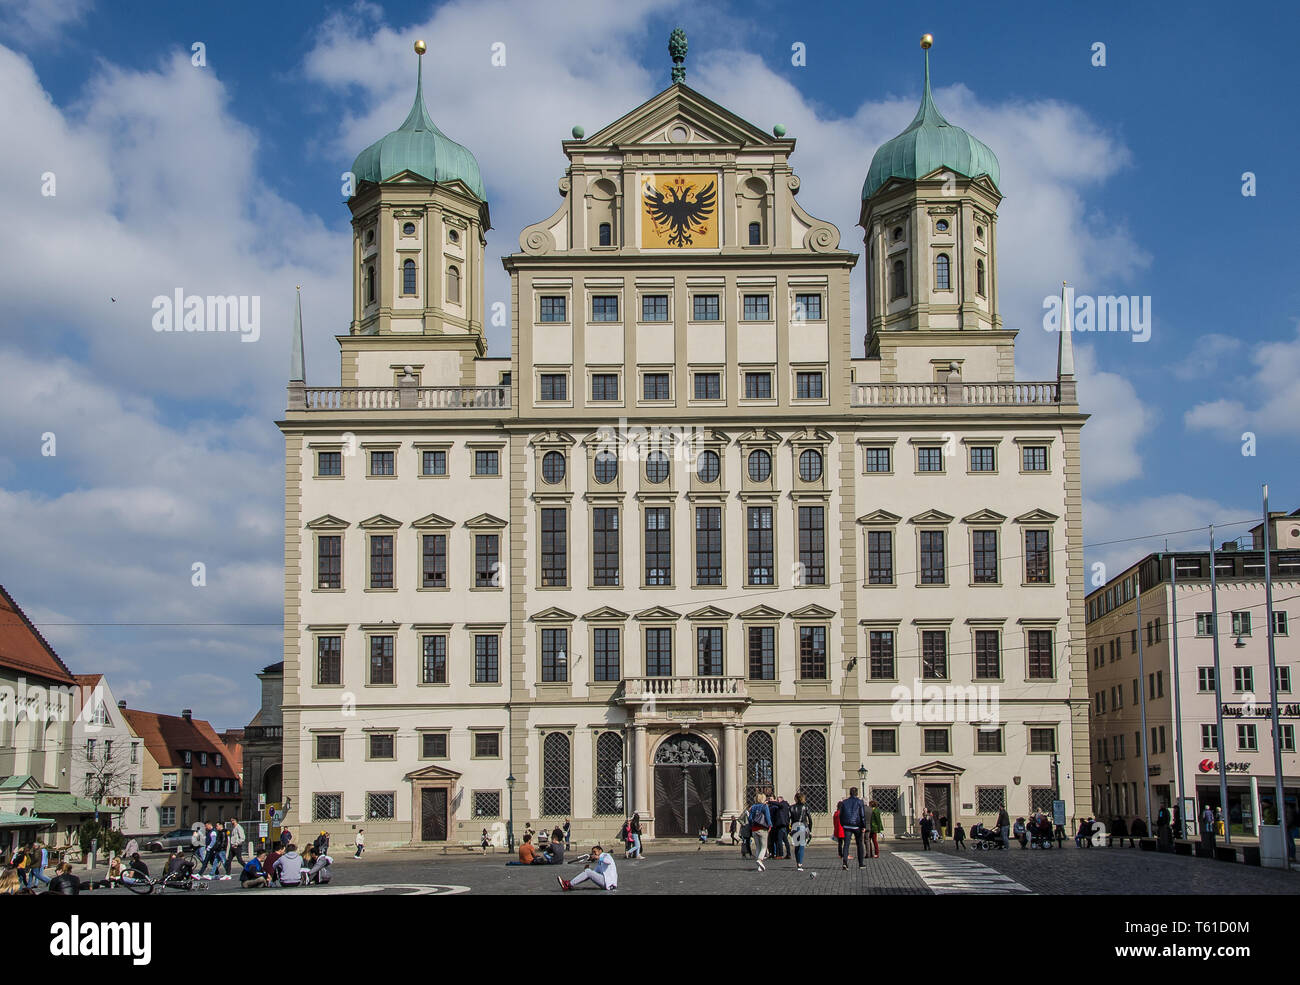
[
  {"x1": 122, "y1": 708, "x2": 242, "y2": 828},
  {"x1": 1086, "y1": 509, "x2": 1300, "y2": 833},
  {"x1": 70, "y1": 676, "x2": 143, "y2": 835},
  {"x1": 220, "y1": 727, "x2": 246, "y2": 802},
  {"x1": 277, "y1": 34, "x2": 1087, "y2": 847},
  {"x1": 239, "y1": 661, "x2": 284, "y2": 825}
]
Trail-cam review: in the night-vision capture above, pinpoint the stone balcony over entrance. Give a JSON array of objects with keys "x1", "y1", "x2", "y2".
[{"x1": 617, "y1": 676, "x2": 749, "y2": 709}]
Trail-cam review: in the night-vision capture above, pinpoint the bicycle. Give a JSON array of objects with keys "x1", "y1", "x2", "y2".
[{"x1": 124, "y1": 854, "x2": 208, "y2": 895}]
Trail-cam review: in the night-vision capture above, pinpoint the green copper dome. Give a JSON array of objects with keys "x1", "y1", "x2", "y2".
[
  {"x1": 351, "y1": 58, "x2": 486, "y2": 201},
  {"x1": 862, "y1": 50, "x2": 1000, "y2": 201}
]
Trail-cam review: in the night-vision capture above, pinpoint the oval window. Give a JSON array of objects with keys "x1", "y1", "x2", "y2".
[
  {"x1": 646, "y1": 451, "x2": 670, "y2": 483},
  {"x1": 799, "y1": 449, "x2": 823, "y2": 482},
  {"x1": 541, "y1": 451, "x2": 566, "y2": 484},
  {"x1": 748, "y1": 449, "x2": 772, "y2": 482},
  {"x1": 976, "y1": 225, "x2": 984, "y2": 239},
  {"x1": 449, "y1": 228, "x2": 460, "y2": 243},
  {"x1": 892, "y1": 226, "x2": 904, "y2": 242},
  {"x1": 695, "y1": 449, "x2": 720, "y2": 483},
  {"x1": 594, "y1": 451, "x2": 618, "y2": 484},
  {"x1": 935, "y1": 219, "x2": 949, "y2": 232},
  {"x1": 403, "y1": 222, "x2": 416, "y2": 236}
]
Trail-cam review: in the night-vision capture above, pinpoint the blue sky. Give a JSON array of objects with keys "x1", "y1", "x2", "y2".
[{"x1": 1, "y1": 0, "x2": 1296, "y2": 728}]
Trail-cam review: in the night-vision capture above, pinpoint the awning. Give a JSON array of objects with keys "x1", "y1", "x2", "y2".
[
  {"x1": 33, "y1": 792, "x2": 123, "y2": 816},
  {"x1": 0, "y1": 811, "x2": 55, "y2": 828}
]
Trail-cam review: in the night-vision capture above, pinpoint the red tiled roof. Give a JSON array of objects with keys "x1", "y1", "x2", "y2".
[
  {"x1": 0, "y1": 586, "x2": 76, "y2": 685},
  {"x1": 121, "y1": 708, "x2": 240, "y2": 792}
]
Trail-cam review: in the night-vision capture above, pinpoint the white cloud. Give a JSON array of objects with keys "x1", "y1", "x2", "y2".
[
  {"x1": 1185, "y1": 322, "x2": 1300, "y2": 438},
  {"x1": 1173, "y1": 333, "x2": 1242, "y2": 381},
  {"x1": 0, "y1": 0, "x2": 91, "y2": 43}
]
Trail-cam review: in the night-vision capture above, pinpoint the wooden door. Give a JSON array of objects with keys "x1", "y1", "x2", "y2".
[{"x1": 421, "y1": 788, "x2": 448, "y2": 841}]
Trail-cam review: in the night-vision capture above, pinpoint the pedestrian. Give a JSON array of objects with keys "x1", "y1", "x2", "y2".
[
  {"x1": 1075, "y1": 817, "x2": 1093, "y2": 848},
  {"x1": 557, "y1": 844, "x2": 618, "y2": 891},
  {"x1": 697, "y1": 825, "x2": 709, "y2": 849},
  {"x1": 354, "y1": 828, "x2": 365, "y2": 859},
  {"x1": 481, "y1": 828, "x2": 491, "y2": 853},
  {"x1": 1201, "y1": 804, "x2": 1217, "y2": 853},
  {"x1": 204, "y1": 821, "x2": 230, "y2": 879},
  {"x1": 868, "y1": 801, "x2": 883, "y2": 858},
  {"x1": 953, "y1": 822, "x2": 966, "y2": 850},
  {"x1": 996, "y1": 808, "x2": 1011, "y2": 850},
  {"x1": 769, "y1": 795, "x2": 790, "y2": 860},
  {"x1": 191, "y1": 824, "x2": 206, "y2": 868},
  {"x1": 1111, "y1": 815, "x2": 1131, "y2": 848},
  {"x1": 937, "y1": 814, "x2": 948, "y2": 844},
  {"x1": 628, "y1": 813, "x2": 644, "y2": 859},
  {"x1": 836, "y1": 787, "x2": 868, "y2": 869},
  {"x1": 729, "y1": 816, "x2": 738, "y2": 846},
  {"x1": 919, "y1": 812, "x2": 933, "y2": 850},
  {"x1": 46, "y1": 861, "x2": 80, "y2": 895},
  {"x1": 832, "y1": 803, "x2": 844, "y2": 862},
  {"x1": 789, "y1": 791, "x2": 813, "y2": 871},
  {"x1": 563, "y1": 818, "x2": 571, "y2": 851},
  {"x1": 740, "y1": 812, "x2": 752, "y2": 857},
  {"x1": 1155, "y1": 807, "x2": 1173, "y2": 852},
  {"x1": 314, "y1": 830, "x2": 330, "y2": 856},
  {"x1": 9, "y1": 844, "x2": 29, "y2": 889},
  {"x1": 746, "y1": 793, "x2": 772, "y2": 872},
  {"x1": 280, "y1": 826, "x2": 292, "y2": 850},
  {"x1": 226, "y1": 816, "x2": 247, "y2": 875},
  {"x1": 29, "y1": 843, "x2": 51, "y2": 888}
]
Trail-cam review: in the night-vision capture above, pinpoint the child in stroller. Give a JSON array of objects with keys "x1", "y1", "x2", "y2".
[{"x1": 968, "y1": 822, "x2": 1004, "y2": 850}]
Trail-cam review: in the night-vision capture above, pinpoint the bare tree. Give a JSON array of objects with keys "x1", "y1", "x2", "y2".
[{"x1": 73, "y1": 738, "x2": 134, "y2": 804}]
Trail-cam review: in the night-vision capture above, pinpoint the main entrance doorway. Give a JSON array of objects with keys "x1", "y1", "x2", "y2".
[
  {"x1": 924, "y1": 783, "x2": 952, "y2": 833},
  {"x1": 421, "y1": 788, "x2": 448, "y2": 842},
  {"x1": 653, "y1": 734, "x2": 717, "y2": 837}
]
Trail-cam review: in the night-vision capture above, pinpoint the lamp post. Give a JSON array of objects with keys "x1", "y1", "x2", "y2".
[
  {"x1": 857, "y1": 764, "x2": 867, "y2": 793},
  {"x1": 1104, "y1": 762, "x2": 1113, "y2": 818},
  {"x1": 506, "y1": 773, "x2": 516, "y2": 852}
]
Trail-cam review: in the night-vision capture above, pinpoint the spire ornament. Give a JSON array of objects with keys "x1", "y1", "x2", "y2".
[{"x1": 669, "y1": 28, "x2": 688, "y2": 84}]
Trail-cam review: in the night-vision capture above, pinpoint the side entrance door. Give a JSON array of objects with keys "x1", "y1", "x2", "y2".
[
  {"x1": 924, "y1": 783, "x2": 952, "y2": 834},
  {"x1": 421, "y1": 788, "x2": 448, "y2": 842}
]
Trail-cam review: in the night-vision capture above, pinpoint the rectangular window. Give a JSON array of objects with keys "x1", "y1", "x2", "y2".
[
  {"x1": 162, "y1": 773, "x2": 178, "y2": 792},
  {"x1": 422, "y1": 533, "x2": 447, "y2": 588},
  {"x1": 1029, "y1": 728, "x2": 1056, "y2": 753},
  {"x1": 1273, "y1": 611, "x2": 1289, "y2": 636},
  {"x1": 923, "y1": 729, "x2": 950, "y2": 754},
  {"x1": 317, "y1": 451, "x2": 341, "y2": 476},
  {"x1": 798, "y1": 506, "x2": 826, "y2": 585},
  {"x1": 917, "y1": 446, "x2": 943, "y2": 472},
  {"x1": 474, "y1": 732, "x2": 500, "y2": 758},
  {"x1": 1281, "y1": 724, "x2": 1296, "y2": 753},
  {"x1": 794, "y1": 293, "x2": 822, "y2": 320},
  {"x1": 969, "y1": 446, "x2": 995, "y2": 472},
  {"x1": 695, "y1": 507, "x2": 722, "y2": 586},
  {"x1": 795, "y1": 371, "x2": 824, "y2": 399},
  {"x1": 160, "y1": 807, "x2": 176, "y2": 827},
  {"x1": 367, "y1": 793, "x2": 395, "y2": 820},
  {"x1": 474, "y1": 449, "x2": 499, "y2": 475},
  {"x1": 317, "y1": 636, "x2": 341, "y2": 684},
  {"x1": 972, "y1": 530, "x2": 999, "y2": 583},
  {"x1": 977, "y1": 730, "x2": 1003, "y2": 754},
  {"x1": 422, "y1": 732, "x2": 448, "y2": 758},
  {"x1": 1231, "y1": 611, "x2": 1252, "y2": 636},
  {"x1": 1022, "y1": 445, "x2": 1048, "y2": 471},
  {"x1": 744, "y1": 372, "x2": 772, "y2": 399},
  {"x1": 974, "y1": 630, "x2": 1001, "y2": 679},
  {"x1": 693, "y1": 372, "x2": 721, "y2": 400},
  {"x1": 864, "y1": 447, "x2": 892, "y2": 472},
  {"x1": 693, "y1": 294, "x2": 720, "y2": 320},
  {"x1": 644, "y1": 507, "x2": 672, "y2": 586},
  {"x1": 541, "y1": 508, "x2": 567, "y2": 587},
  {"x1": 369, "y1": 635, "x2": 394, "y2": 685},
  {"x1": 1278, "y1": 666, "x2": 1292, "y2": 693},
  {"x1": 746, "y1": 506, "x2": 774, "y2": 585},
  {"x1": 593, "y1": 627, "x2": 620, "y2": 682},
  {"x1": 422, "y1": 449, "x2": 447, "y2": 476},
  {"x1": 475, "y1": 534, "x2": 499, "y2": 588},
  {"x1": 742, "y1": 294, "x2": 770, "y2": 321},
  {"x1": 869, "y1": 729, "x2": 897, "y2": 754},
  {"x1": 539, "y1": 374, "x2": 567, "y2": 401},
  {"x1": 868, "y1": 530, "x2": 894, "y2": 584},
  {"x1": 1201, "y1": 723, "x2": 1218, "y2": 750},
  {"x1": 799, "y1": 626, "x2": 827, "y2": 680},
  {"x1": 1237, "y1": 723, "x2": 1258, "y2": 751},
  {"x1": 697, "y1": 627, "x2": 723, "y2": 676},
  {"x1": 369, "y1": 535, "x2": 394, "y2": 588},
  {"x1": 1197, "y1": 666, "x2": 1215, "y2": 691},
  {"x1": 869, "y1": 630, "x2": 895, "y2": 679},
  {"x1": 473, "y1": 791, "x2": 501, "y2": 818},
  {"x1": 317, "y1": 535, "x2": 341, "y2": 589},
  {"x1": 1025, "y1": 530, "x2": 1051, "y2": 583},
  {"x1": 369, "y1": 450, "x2": 394, "y2": 476},
  {"x1": 539, "y1": 295, "x2": 567, "y2": 322},
  {"x1": 920, "y1": 529, "x2": 946, "y2": 584},
  {"x1": 1233, "y1": 666, "x2": 1254, "y2": 692},
  {"x1": 747, "y1": 626, "x2": 775, "y2": 680},
  {"x1": 1027, "y1": 630, "x2": 1053, "y2": 679},
  {"x1": 475, "y1": 635, "x2": 499, "y2": 683},
  {"x1": 421, "y1": 635, "x2": 447, "y2": 684},
  {"x1": 921, "y1": 630, "x2": 947, "y2": 679},
  {"x1": 541, "y1": 627, "x2": 569, "y2": 683},
  {"x1": 645, "y1": 627, "x2": 673, "y2": 677},
  {"x1": 592, "y1": 508, "x2": 620, "y2": 586},
  {"x1": 641, "y1": 294, "x2": 668, "y2": 321},
  {"x1": 368, "y1": 734, "x2": 395, "y2": 759},
  {"x1": 591, "y1": 373, "x2": 619, "y2": 401},
  {"x1": 591, "y1": 295, "x2": 619, "y2": 321},
  {"x1": 642, "y1": 373, "x2": 670, "y2": 401}
]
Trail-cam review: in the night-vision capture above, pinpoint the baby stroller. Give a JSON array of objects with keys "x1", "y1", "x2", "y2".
[{"x1": 969, "y1": 823, "x2": 1004, "y2": 850}]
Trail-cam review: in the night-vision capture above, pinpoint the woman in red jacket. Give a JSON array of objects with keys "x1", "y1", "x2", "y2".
[{"x1": 832, "y1": 805, "x2": 845, "y2": 862}]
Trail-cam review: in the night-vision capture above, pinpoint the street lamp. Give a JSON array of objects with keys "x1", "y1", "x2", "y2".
[
  {"x1": 506, "y1": 773, "x2": 516, "y2": 851},
  {"x1": 857, "y1": 764, "x2": 867, "y2": 793},
  {"x1": 1104, "y1": 762, "x2": 1113, "y2": 817}
]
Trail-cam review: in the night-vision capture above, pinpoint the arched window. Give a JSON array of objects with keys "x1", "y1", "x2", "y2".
[
  {"x1": 593, "y1": 732, "x2": 625, "y2": 816},
  {"x1": 446, "y1": 264, "x2": 461, "y2": 303},
  {"x1": 890, "y1": 259, "x2": 907, "y2": 300},
  {"x1": 365, "y1": 264, "x2": 376, "y2": 304},
  {"x1": 935, "y1": 254, "x2": 950, "y2": 291},
  {"x1": 798, "y1": 730, "x2": 828, "y2": 812},
  {"x1": 402, "y1": 258, "x2": 416, "y2": 296},
  {"x1": 598, "y1": 222, "x2": 612, "y2": 247},
  {"x1": 748, "y1": 221, "x2": 761, "y2": 245},
  {"x1": 977, "y1": 258, "x2": 986, "y2": 297},
  {"x1": 745, "y1": 731, "x2": 774, "y2": 805},
  {"x1": 542, "y1": 732, "x2": 571, "y2": 816},
  {"x1": 542, "y1": 451, "x2": 565, "y2": 484}
]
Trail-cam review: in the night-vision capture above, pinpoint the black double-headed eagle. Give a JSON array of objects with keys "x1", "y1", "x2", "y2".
[{"x1": 643, "y1": 178, "x2": 716, "y2": 247}]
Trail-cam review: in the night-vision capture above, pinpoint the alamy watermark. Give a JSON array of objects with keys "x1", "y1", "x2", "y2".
[
  {"x1": 151, "y1": 290, "x2": 261, "y2": 342},
  {"x1": 1042, "y1": 286, "x2": 1150, "y2": 343},
  {"x1": 890, "y1": 679, "x2": 1000, "y2": 729}
]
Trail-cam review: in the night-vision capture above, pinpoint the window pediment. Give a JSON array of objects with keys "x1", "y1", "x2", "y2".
[
  {"x1": 358, "y1": 513, "x2": 402, "y2": 529},
  {"x1": 857, "y1": 510, "x2": 902, "y2": 525},
  {"x1": 581, "y1": 606, "x2": 629, "y2": 622},
  {"x1": 634, "y1": 605, "x2": 681, "y2": 622},
  {"x1": 686, "y1": 605, "x2": 732, "y2": 621},
  {"x1": 464, "y1": 513, "x2": 508, "y2": 529},
  {"x1": 1014, "y1": 508, "x2": 1060, "y2": 524},
  {"x1": 530, "y1": 607, "x2": 576, "y2": 623},
  {"x1": 306, "y1": 514, "x2": 350, "y2": 530},
  {"x1": 738, "y1": 604, "x2": 784, "y2": 620},
  {"x1": 908, "y1": 509, "x2": 954, "y2": 525},
  {"x1": 788, "y1": 603, "x2": 836, "y2": 619},
  {"x1": 961, "y1": 509, "x2": 1007, "y2": 524},
  {"x1": 410, "y1": 512, "x2": 454, "y2": 530}
]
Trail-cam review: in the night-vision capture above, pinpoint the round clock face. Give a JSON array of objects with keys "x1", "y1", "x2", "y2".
[{"x1": 641, "y1": 174, "x2": 718, "y2": 249}]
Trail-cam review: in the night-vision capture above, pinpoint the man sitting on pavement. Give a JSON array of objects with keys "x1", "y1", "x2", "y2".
[{"x1": 557, "y1": 845, "x2": 618, "y2": 891}]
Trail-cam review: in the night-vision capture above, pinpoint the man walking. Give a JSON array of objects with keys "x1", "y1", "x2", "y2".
[
  {"x1": 747, "y1": 793, "x2": 772, "y2": 872},
  {"x1": 29, "y1": 843, "x2": 51, "y2": 888},
  {"x1": 1201, "y1": 804, "x2": 1217, "y2": 854},
  {"x1": 769, "y1": 796, "x2": 790, "y2": 860},
  {"x1": 837, "y1": 787, "x2": 868, "y2": 869},
  {"x1": 225, "y1": 817, "x2": 247, "y2": 876}
]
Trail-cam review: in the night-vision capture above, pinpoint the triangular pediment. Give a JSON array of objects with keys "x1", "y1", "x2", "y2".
[
  {"x1": 305, "y1": 514, "x2": 350, "y2": 530},
  {"x1": 686, "y1": 604, "x2": 732, "y2": 621},
  {"x1": 529, "y1": 430, "x2": 575, "y2": 447},
  {"x1": 906, "y1": 760, "x2": 966, "y2": 776},
  {"x1": 961, "y1": 508, "x2": 1007, "y2": 524},
  {"x1": 464, "y1": 513, "x2": 508, "y2": 529},
  {"x1": 738, "y1": 604, "x2": 784, "y2": 620},
  {"x1": 908, "y1": 509, "x2": 955, "y2": 524},
  {"x1": 739, "y1": 427, "x2": 782, "y2": 444},
  {"x1": 581, "y1": 605, "x2": 629, "y2": 622},
  {"x1": 857, "y1": 509, "x2": 902, "y2": 525},
  {"x1": 581, "y1": 84, "x2": 776, "y2": 150},
  {"x1": 358, "y1": 513, "x2": 401, "y2": 529},
  {"x1": 1014, "y1": 508, "x2": 1060, "y2": 524},
  {"x1": 787, "y1": 603, "x2": 837, "y2": 619},
  {"x1": 410, "y1": 511, "x2": 454, "y2": 530},
  {"x1": 790, "y1": 427, "x2": 835, "y2": 444},
  {"x1": 530, "y1": 607, "x2": 577, "y2": 623},
  {"x1": 634, "y1": 605, "x2": 681, "y2": 622},
  {"x1": 404, "y1": 764, "x2": 462, "y2": 781}
]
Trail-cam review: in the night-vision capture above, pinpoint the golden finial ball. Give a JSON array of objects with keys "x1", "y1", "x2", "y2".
[
  {"x1": 920, "y1": 34, "x2": 933, "y2": 49},
  {"x1": 414, "y1": 39, "x2": 427, "y2": 55}
]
